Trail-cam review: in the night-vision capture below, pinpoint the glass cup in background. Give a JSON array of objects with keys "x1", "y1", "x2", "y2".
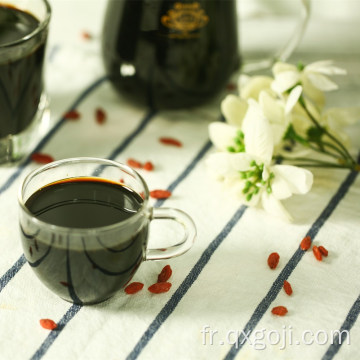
[
  {"x1": 18, "y1": 158, "x2": 196, "y2": 305},
  {"x1": 0, "y1": 0, "x2": 51, "y2": 164}
]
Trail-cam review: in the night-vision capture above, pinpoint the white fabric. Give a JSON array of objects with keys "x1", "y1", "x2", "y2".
[{"x1": 0, "y1": 1, "x2": 360, "y2": 360}]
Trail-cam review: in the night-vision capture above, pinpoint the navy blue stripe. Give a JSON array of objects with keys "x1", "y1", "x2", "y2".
[
  {"x1": 126, "y1": 205, "x2": 248, "y2": 360},
  {"x1": 155, "y1": 140, "x2": 212, "y2": 208},
  {"x1": 224, "y1": 167, "x2": 359, "y2": 360},
  {"x1": 0, "y1": 255, "x2": 26, "y2": 292},
  {"x1": 30, "y1": 304, "x2": 82, "y2": 360},
  {"x1": 321, "y1": 293, "x2": 360, "y2": 359},
  {"x1": 0, "y1": 76, "x2": 108, "y2": 197}
]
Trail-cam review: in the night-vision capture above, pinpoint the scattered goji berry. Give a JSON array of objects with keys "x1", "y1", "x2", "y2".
[
  {"x1": 95, "y1": 107, "x2": 106, "y2": 124},
  {"x1": 60, "y1": 281, "x2": 69, "y2": 287},
  {"x1": 312, "y1": 245, "x2": 322, "y2": 261},
  {"x1": 127, "y1": 158, "x2": 143, "y2": 168},
  {"x1": 39, "y1": 319, "x2": 58, "y2": 330},
  {"x1": 271, "y1": 306, "x2": 288, "y2": 316},
  {"x1": 149, "y1": 189, "x2": 172, "y2": 199},
  {"x1": 64, "y1": 109, "x2": 80, "y2": 120},
  {"x1": 226, "y1": 82, "x2": 236, "y2": 91},
  {"x1": 300, "y1": 236, "x2": 311, "y2": 251},
  {"x1": 125, "y1": 282, "x2": 144, "y2": 295},
  {"x1": 283, "y1": 280, "x2": 293, "y2": 296},
  {"x1": 159, "y1": 137, "x2": 182, "y2": 147},
  {"x1": 143, "y1": 161, "x2": 154, "y2": 171},
  {"x1": 31, "y1": 153, "x2": 54, "y2": 164},
  {"x1": 148, "y1": 282, "x2": 172, "y2": 294},
  {"x1": 267, "y1": 252, "x2": 280, "y2": 269},
  {"x1": 318, "y1": 245, "x2": 328, "y2": 257},
  {"x1": 157, "y1": 265, "x2": 172, "y2": 283},
  {"x1": 29, "y1": 246, "x2": 33, "y2": 256},
  {"x1": 81, "y1": 30, "x2": 92, "y2": 40}
]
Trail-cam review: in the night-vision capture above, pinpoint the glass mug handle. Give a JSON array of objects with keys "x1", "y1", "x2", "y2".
[
  {"x1": 241, "y1": 0, "x2": 311, "y2": 73},
  {"x1": 146, "y1": 207, "x2": 196, "y2": 261}
]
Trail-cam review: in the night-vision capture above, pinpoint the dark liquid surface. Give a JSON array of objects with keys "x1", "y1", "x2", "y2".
[
  {"x1": 0, "y1": 5, "x2": 45, "y2": 137},
  {"x1": 102, "y1": 0, "x2": 240, "y2": 109},
  {"x1": 21, "y1": 178, "x2": 147, "y2": 305}
]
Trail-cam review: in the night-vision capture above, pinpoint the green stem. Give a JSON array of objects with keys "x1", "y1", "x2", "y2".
[{"x1": 299, "y1": 98, "x2": 356, "y2": 166}]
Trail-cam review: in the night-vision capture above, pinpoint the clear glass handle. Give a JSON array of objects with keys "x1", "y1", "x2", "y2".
[
  {"x1": 145, "y1": 207, "x2": 196, "y2": 261},
  {"x1": 241, "y1": 0, "x2": 311, "y2": 73}
]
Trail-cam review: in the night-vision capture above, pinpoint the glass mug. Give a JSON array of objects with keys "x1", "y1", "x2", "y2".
[
  {"x1": 0, "y1": 0, "x2": 51, "y2": 164},
  {"x1": 18, "y1": 158, "x2": 196, "y2": 305},
  {"x1": 101, "y1": 0, "x2": 311, "y2": 109}
]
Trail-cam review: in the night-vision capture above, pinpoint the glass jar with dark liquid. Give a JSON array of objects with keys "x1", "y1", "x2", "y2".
[{"x1": 101, "y1": 0, "x2": 240, "y2": 109}]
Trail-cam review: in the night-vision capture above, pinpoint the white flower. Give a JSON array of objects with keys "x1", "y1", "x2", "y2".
[
  {"x1": 271, "y1": 60, "x2": 346, "y2": 110},
  {"x1": 207, "y1": 100, "x2": 313, "y2": 221}
]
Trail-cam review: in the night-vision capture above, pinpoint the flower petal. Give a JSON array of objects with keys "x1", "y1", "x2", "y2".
[
  {"x1": 221, "y1": 94, "x2": 248, "y2": 127},
  {"x1": 272, "y1": 165, "x2": 313, "y2": 195},
  {"x1": 243, "y1": 100, "x2": 274, "y2": 164},
  {"x1": 261, "y1": 193, "x2": 293, "y2": 222},
  {"x1": 285, "y1": 85, "x2": 302, "y2": 114},
  {"x1": 208, "y1": 122, "x2": 238, "y2": 151},
  {"x1": 205, "y1": 152, "x2": 236, "y2": 180},
  {"x1": 239, "y1": 76, "x2": 274, "y2": 100},
  {"x1": 305, "y1": 60, "x2": 347, "y2": 76},
  {"x1": 306, "y1": 73, "x2": 339, "y2": 91},
  {"x1": 272, "y1": 71, "x2": 300, "y2": 93}
]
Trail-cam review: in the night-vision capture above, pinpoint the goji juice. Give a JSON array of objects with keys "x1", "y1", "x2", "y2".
[
  {"x1": 0, "y1": 4, "x2": 46, "y2": 138},
  {"x1": 20, "y1": 178, "x2": 148, "y2": 305}
]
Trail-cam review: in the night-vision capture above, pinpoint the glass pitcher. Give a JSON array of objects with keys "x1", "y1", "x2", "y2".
[{"x1": 101, "y1": 0, "x2": 310, "y2": 110}]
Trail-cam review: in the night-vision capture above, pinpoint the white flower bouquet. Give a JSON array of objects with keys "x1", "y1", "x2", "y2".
[{"x1": 207, "y1": 60, "x2": 360, "y2": 221}]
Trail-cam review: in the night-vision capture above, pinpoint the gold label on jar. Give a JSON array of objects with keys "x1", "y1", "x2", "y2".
[{"x1": 161, "y1": 2, "x2": 209, "y2": 39}]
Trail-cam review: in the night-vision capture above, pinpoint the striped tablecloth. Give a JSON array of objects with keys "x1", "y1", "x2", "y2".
[{"x1": 1, "y1": 1, "x2": 360, "y2": 359}]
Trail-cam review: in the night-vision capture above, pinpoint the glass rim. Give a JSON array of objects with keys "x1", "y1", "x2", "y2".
[
  {"x1": 18, "y1": 157, "x2": 150, "y2": 235},
  {"x1": 0, "y1": 0, "x2": 51, "y2": 49}
]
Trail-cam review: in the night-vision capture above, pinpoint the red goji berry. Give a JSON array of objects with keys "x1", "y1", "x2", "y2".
[
  {"x1": 143, "y1": 161, "x2": 154, "y2": 171},
  {"x1": 95, "y1": 107, "x2": 106, "y2": 124},
  {"x1": 39, "y1": 319, "x2": 57, "y2": 330},
  {"x1": 125, "y1": 282, "x2": 144, "y2": 295},
  {"x1": 283, "y1": 280, "x2": 293, "y2": 296},
  {"x1": 226, "y1": 83, "x2": 236, "y2": 91},
  {"x1": 31, "y1": 153, "x2": 54, "y2": 164},
  {"x1": 271, "y1": 306, "x2": 288, "y2": 316},
  {"x1": 64, "y1": 109, "x2": 80, "y2": 120},
  {"x1": 150, "y1": 189, "x2": 172, "y2": 199},
  {"x1": 300, "y1": 236, "x2": 311, "y2": 251},
  {"x1": 127, "y1": 158, "x2": 143, "y2": 168},
  {"x1": 312, "y1": 245, "x2": 322, "y2": 261},
  {"x1": 159, "y1": 137, "x2": 182, "y2": 147},
  {"x1": 157, "y1": 265, "x2": 172, "y2": 283},
  {"x1": 60, "y1": 281, "x2": 69, "y2": 287},
  {"x1": 29, "y1": 246, "x2": 33, "y2": 256},
  {"x1": 81, "y1": 30, "x2": 92, "y2": 40},
  {"x1": 318, "y1": 245, "x2": 328, "y2": 257},
  {"x1": 267, "y1": 252, "x2": 280, "y2": 269},
  {"x1": 148, "y1": 282, "x2": 172, "y2": 294}
]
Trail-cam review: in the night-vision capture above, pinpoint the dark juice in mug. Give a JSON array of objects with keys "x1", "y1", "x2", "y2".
[
  {"x1": 0, "y1": 4, "x2": 46, "y2": 138},
  {"x1": 20, "y1": 178, "x2": 147, "y2": 305}
]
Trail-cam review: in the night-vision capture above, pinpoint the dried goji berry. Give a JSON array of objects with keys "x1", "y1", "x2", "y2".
[
  {"x1": 312, "y1": 245, "x2": 322, "y2": 261},
  {"x1": 318, "y1": 245, "x2": 328, "y2": 257},
  {"x1": 300, "y1": 236, "x2": 311, "y2": 251},
  {"x1": 143, "y1": 161, "x2": 154, "y2": 171},
  {"x1": 60, "y1": 281, "x2": 69, "y2": 287},
  {"x1": 226, "y1": 83, "x2": 236, "y2": 91},
  {"x1": 127, "y1": 158, "x2": 142, "y2": 168},
  {"x1": 125, "y1": 282, "x2": 144, "y2": 295},
  {"x1": 31, "y1": 153, "x2": 54, "y2": 164},
  {"x1": 283, "y1": 280, "x2": 293, "y2": 296},
  {"x1": 159, "y1": 137, "x2": 182, "y2": 147},
  {"x1": 150, "y1": 189, "x2": 172, "y2": 199},
  {"x1": 64, "y1": 109, "x2": 80, "y2": 120},
  {"x1": 148, "y1": 282, "x2": 172, "y2": 294},
  {"x1": 39, "y1": 319, "x2": 58, "y2": 330},
  {"x1": 271, "y1": 306, "x2": 288, "y2": 316},
  {"x1": 81, "y1": 30, "x2": 92, "y2": 40},
  {"x1": 29, "y1": 246, "x2": 33, "y2": 256},
  {"x1": 95, "y1": 107, "x2": 106, "y2": 124},
  {"x1": 267, "y1": 252, "x2": 280, "y2": 269},
  {"x1": 157, "y1": 265, "x2": 172, "y2": 283}
]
